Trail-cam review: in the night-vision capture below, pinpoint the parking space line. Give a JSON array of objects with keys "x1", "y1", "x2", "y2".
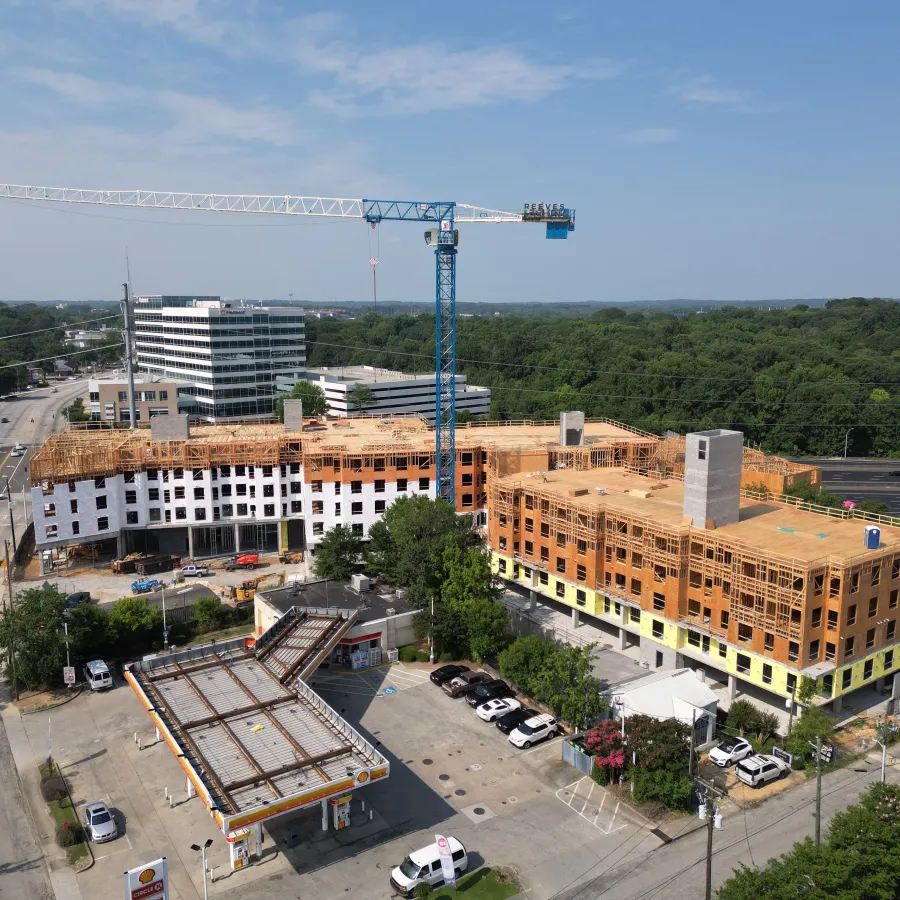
[{"x1": 523, "y1": 735, "x2": 566, "y2": 754}]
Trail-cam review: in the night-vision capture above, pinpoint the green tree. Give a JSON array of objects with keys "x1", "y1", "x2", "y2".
[
  {"x1": 627, "y1": 715, "x2": 691, "y2": 774},
  {"x1": 275, "y1": 381, "x2": 327, "y2": 422},
  {"x1": 462, "y1": 596, "x2": 508, "y2": 661},
  {"x1": 0, "y1": 585, "x2": 68, "y2": 689},
  {"x1": 66, "y1": 602, "x2": 112, "y2": 662},
  {"x1": 499, "y1": 635, "x2": 557, "y2": 696},
  {"x1": 719, "y1": 783, "x2": 900, "y2": 900},
  {"x1": 347, "y1": 383, "x2": 376, "y2": 415},
  {"x1": 107, "y1": 596, "x2": 164, "y2": 656},
  {"x1": 533, "y1": 643, "x2": 605, "y2": 729},
  {"x1": 193, "y1": 596, "x2": 226, "y2": 633},
  {"x1": 725, "y1": 699, "x2": 760, "y2": 737},
  {"x1": 64, "y1": 397, "x2": 90, "y2": 423},
  {"x1": 312, "y1": 525, "x2": 362, "y2": 581},
  {"x1": 365, "y1": 496, "x2": 479, "y2": 605}
]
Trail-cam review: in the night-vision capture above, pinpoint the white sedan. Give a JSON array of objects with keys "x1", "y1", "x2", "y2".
[{"x1": 475, "y1": 697, "x2": 522, "y2": 722}]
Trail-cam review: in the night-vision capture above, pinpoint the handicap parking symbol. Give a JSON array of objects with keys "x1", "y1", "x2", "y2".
[{"x1": 382, "y1": 686, "x2": 398, "y2": 695}]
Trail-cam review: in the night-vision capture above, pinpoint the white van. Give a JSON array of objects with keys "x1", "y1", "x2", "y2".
[
  {"x1": 390, "y1": 837, "x2": 468, "y2": 896},
  {"x1": 84, "y1": 660, "x2": 113, "y2": 691}
]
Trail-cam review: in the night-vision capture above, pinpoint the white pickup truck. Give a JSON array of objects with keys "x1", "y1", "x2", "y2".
[{"x1": 180, "y1": 564, "x2": 210, "y2": 578}]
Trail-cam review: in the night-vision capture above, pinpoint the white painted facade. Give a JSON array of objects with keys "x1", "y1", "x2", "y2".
[
  {"x1": 304, "y1": 366, "x2": 491, "y2": 422},
  {"x1": 31, "y1": 465, "x2": 448, "y2": 554}
]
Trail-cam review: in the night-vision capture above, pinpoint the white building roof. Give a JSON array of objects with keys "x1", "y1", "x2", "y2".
[{"x1": 616, "y1": 668, "x2": 718, "y2": 724}]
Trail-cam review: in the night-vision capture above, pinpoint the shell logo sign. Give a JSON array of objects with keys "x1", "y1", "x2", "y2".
[
  {"x1": 356, "y1": 770, "x2": 369, "y2": 784},
  {"x1": 125, "y1": 857, "x2": 169, "y2": 900}
]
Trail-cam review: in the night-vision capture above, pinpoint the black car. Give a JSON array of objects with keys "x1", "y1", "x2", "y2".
[
  {"x1": 430, "y1": 664, "x2": 470, "y2": 686},
  {"x1": 496, "y1": 707, "x2": 537, "y2": 734},
  {"x1": 66, "y1": 592, "x2": 92, "y2": 609},
  {"x1": 465, "y1": 679, "x2": 512, "y2": 708}
]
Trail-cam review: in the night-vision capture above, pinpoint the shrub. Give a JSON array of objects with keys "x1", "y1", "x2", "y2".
[
  {"x1": 41, "y1": 776, "x2": 67, "y2": 803},
  {"x1": 56, "y1": 821, "x2": 83, "y2": 848},
  {"x1": 413, "y1": 883, "x2": 432, "y2": 899},
  {"x1": 631, "y1": 769, "x2": 694, "y2": 810},
  {"x1": 398, "y1": 646, "x2": 419, "y2": 663},
  {"x1": 415, "y1": 650, "x2": 430, "y2": 663},
  {"x1": 438, "y1": 651, "x2": 454, "y2": 663},
  {"x1": 590, "y1": 761, "x2": 610, "y2": 785},
  {"x1": 725, "y1": 699, "x2": 759, "y2": 737}
]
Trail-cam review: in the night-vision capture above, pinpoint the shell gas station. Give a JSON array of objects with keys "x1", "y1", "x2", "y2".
[{"x1": 124, "y1": 605, "x2": 389, "y2": 871}]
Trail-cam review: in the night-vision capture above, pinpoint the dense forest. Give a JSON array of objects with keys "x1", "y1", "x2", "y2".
[
  {"x1": 306, "y1": 298, "x2": 900, "y2": 458},
  {"x1": 0, "y1": 303, "x2": 123, "y2": 394}
]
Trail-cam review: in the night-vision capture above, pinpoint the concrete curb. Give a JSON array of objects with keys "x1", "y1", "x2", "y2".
[
  {"x1": 20, "y1": 686, "x2": 83, "y2": 715},
  {"x1": 51, "y1": 759, "x2": 95, "y2": 873}
]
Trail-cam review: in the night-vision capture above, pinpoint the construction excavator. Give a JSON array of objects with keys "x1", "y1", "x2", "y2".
[{"x1": 231, "y1": 570, "x2": 286, "y2": 603}]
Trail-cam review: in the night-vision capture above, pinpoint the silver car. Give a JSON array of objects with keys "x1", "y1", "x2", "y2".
[{"x1": 83, "y1": 801, "x2": 117, "y2": 842}]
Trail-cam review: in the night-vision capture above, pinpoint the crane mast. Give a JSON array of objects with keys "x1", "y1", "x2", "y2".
[{"x1": 0, "y1": 184, "x2": 574, "y2": 503}]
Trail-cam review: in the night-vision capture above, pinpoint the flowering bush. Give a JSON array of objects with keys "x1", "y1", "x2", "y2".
[{"x1": 584, "y1": 720, "x2": 626, "y2": 783}]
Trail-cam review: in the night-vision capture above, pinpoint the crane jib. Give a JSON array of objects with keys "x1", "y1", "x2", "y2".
[{"x1": 0, "y1": 183, "x2": 575, "y2": 502}]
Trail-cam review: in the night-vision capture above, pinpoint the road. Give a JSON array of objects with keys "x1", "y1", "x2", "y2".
[
  {"x1": 796, "y1": 457, "x2": 900, "y2": 515},
  {"x1": 554, "y1": 758, "x2": 894, "y2": 900},
  {"x1": 0, "y1": 380, "x2": 87, "y2": 557}
]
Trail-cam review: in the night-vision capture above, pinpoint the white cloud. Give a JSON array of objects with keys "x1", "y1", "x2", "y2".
[
  {"x1": 619, "y1": 127, "x2": 679, "y2": 145},
  {"x1": 13, "y1": 67, "x2": 300, "y2": 147},
  {"x1": 291, "y1": 16, "x2": 620, "y2": 116},
  {"x1": 673, "y1": 75, "x2": 753, "y2": 111}
]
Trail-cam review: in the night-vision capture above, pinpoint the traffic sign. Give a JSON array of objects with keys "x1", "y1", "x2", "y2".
[{"x1": 63, "y1": 666, "x2": 75, "y2": 685}]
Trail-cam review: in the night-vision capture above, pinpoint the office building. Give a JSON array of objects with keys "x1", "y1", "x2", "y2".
[
  {"x1": 303, "y1": 366, "x2": 490, "y2": 421},
  {"x1": 133, "y1": 295, "x2": 305, "y2": 421},
  {"x1": 88, "y1": 375, "x2": 178, "y2": 423}
]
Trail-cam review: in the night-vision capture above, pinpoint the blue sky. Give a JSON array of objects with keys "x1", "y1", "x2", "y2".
[{"x1": 0, "y1": 1, "x2": 898, "y2": 304}]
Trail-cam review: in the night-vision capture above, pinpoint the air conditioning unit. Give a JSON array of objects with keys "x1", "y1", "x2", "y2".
[
  {"x1": 387, "y1": 649, "x2": 399, "y2": 664},
  {"x1": 386, "y1": 607, "x2": 395, "y2": 616}
]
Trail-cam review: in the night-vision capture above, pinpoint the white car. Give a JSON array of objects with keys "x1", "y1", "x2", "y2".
[
  {"x1": 83, "y1": 801, "x2": 118, "y2": 842},
  {"x1": 9, "y1": 445, "x2": 25, "y2": 457},
  {"x1": 708, "y1": 737, "x2": 753, "y2": 768},
  {"x1": 476, "y1": 697, "x2": 522, "y2": 722},
  {"x1": 735, "y1": 754, "x2": 790, "y2": 788},
  {"x1": 508, "y1": 713, "x2": 558, "y2": 749}
]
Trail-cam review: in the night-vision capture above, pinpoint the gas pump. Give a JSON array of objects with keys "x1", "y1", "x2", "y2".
[
  {"x1": 330, "y1": 794, "x2": 352, "y2": 830},
  {"x1": 230, "y1": 834, "x2": 251, "y2": 870}
]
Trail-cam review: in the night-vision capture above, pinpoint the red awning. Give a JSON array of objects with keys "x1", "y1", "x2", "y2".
[{"x1": 337, "y1": 631, "x2": 382, "y2": 645}]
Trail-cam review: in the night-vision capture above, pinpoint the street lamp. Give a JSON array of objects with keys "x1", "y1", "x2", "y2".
[
  {"x1": 1, "y1": 477, "x2": 17, "y2": 554},
  {"x1": 190, "y1": 839, "x2": 213, "y2": 900},
  {"x1": 843, "y1": 428, "x2": 853, "y2": 459}
]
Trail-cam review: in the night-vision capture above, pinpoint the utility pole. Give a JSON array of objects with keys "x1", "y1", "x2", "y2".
[
  {"x1": 3, "y1": 477, "x2": 16, "y2": 554},
  {"x1": 4, "y1": 540, "x2": 18, "y2": 701},
  {"x1": 689, "y1": 708, "x2": 697, "y2": 777},
  {"x1": 121, "y1": 282, "x2": 137, "y2": 430},
  {"x1": 703, "y1": 796, "x2": 716, "y2": 900},
  {"x1": 815, "y1": 735, "x2": 823, "y2": 846}
]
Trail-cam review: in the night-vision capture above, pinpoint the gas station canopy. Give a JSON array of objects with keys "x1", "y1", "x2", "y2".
[{"x1": 125, "y1": 607, "x2": 389, "y2": 836}]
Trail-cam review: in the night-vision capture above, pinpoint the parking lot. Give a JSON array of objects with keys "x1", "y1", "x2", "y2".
[{"x1": 24, "y1": 661, "x2": 664, "y2": 900}]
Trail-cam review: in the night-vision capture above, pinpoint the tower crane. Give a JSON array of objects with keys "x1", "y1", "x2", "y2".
[{"x1": 0, "y1": 184, "x2": 574, "y2": 502}]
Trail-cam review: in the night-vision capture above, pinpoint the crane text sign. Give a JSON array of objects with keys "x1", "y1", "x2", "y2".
[
  {"x1": 124, "y1": 858, "x2": 168, "y2": 900},
  {"x1": 523, "y1": 203, "x2": 569, "y2": 221}
]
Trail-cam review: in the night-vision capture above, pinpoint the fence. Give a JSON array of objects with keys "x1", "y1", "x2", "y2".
[{"x1": 561, "y1": 735, "x2": 595, "y2": 776}]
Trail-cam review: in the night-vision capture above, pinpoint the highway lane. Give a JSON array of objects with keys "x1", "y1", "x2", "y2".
[
  {"x1": 792, "y1": 457, "x2": 900, "y2": 515},
  {"x1": 0, "y1": 379, "x2": 88, "y2": 554}
]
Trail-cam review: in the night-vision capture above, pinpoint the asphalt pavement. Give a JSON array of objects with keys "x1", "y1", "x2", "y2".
[
  {"x1": 794, "y1": 457, "x2": 900, "y2": 515},
  {"x1": 0, "y1": 379, "x2": 88, "y2": 556}
]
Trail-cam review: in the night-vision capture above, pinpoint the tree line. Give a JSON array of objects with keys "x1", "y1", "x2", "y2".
[{"x1": 305, "y1": 298, "x2": 900, "y2": 457}]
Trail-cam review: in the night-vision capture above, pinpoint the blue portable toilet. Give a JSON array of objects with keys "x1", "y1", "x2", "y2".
[{"x1": 865, "y1": 525, "x2": 881, "y2": 550}]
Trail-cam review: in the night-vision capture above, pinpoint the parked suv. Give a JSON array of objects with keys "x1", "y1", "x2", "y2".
[
  {"x1": 442, "y1": 671, "x2": 491, "y2": 698},
  {"x1": 735, "y1": 754, "x2": 789, "y2": 788},
  {"x1": 708, "y1": 737, "x2": 753, "y2": 768},
  {"x1": 465, "y1": 679, "x2": 512, "y2": 708},
  {"x1": 430, "y1": 664, "x2": 469, "y2": 686},
  {"x1": 509, "y1": 713, "x2": 558, "y2": 749}
]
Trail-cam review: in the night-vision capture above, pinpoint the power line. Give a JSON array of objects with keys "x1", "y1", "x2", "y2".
[
  {"x1": 306, "y1": 339, "x2": 900, "y2": 388},
  {"x1": 0, "y1": 314, "x2": 122, "y2": 343},
  {"x1": 0, "y1": 342, "x2": 125, "y2": 373}
]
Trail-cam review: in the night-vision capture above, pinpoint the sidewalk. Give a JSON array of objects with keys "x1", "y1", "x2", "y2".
[{"x1": 0, "y1": 680, "x2": 83, "y2": 900}]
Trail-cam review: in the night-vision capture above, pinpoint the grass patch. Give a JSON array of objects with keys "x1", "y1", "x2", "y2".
[
  {"x1": 430, "y1": 868, "x2": 519, "y2": 900},
  {"x1": 39, "y1": 762, "x2": 89, "y2": 867}
]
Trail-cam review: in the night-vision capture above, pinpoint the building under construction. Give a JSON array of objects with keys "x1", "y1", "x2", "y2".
[{"x1": 489, "y1": 427, "x2": 900, "y2": 714}]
